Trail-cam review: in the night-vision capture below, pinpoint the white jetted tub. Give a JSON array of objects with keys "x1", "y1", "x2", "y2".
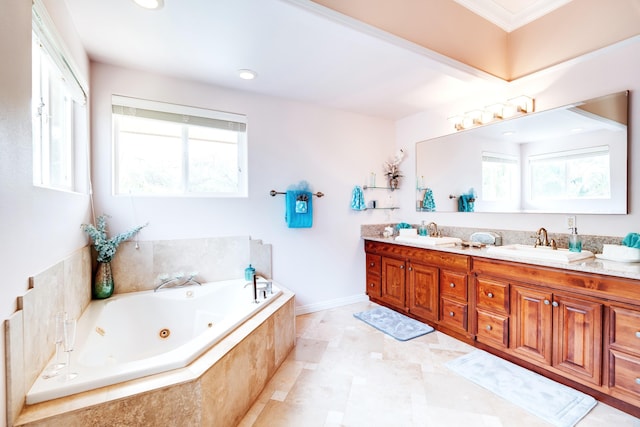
[{"x1": 27, "y1": 278, "x2": 281, "y2": 404}]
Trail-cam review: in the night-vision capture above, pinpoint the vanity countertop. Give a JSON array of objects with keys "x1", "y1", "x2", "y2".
[{"x1": 363, "y1": 236, "x2": 640, "y2": 281}]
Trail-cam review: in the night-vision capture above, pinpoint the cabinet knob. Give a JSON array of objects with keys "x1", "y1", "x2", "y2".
[
  {"x1": 369, "y1": 262, "x2": 375, "y2": 267},
  {"x1": 400, "y1": 265, "x2": 404, "y2": 269},
  {"x1": 636, "y1": 378, "x2": 640, "y2": 385},
  {"x1": 552, "y1": 301, "x2": 559, "y2": 307},
  {"x1": 635, "y1": 331, "x2": 640, "y2": 339},
  {"x1": 487, "y1": 292, "x2": 494, "y2": 298},
  {"x1": 369, "y1": 283, "x2": 375, "y2": 288},
  {"x1": 544, "y1": 299, "x2": 550, "y2": 305},
  {"x1": 449, "y1": 283, "x2": 455, "y2": 288},
  {"x1": 409, "y1": 267, "x2": 413, "y2": 271},
  {"x1": 449, "y1": 311, "x2": 455, "y2": 317},
  {"x1": 486, "y1": 325, "x2": 492, "y2": 331}
]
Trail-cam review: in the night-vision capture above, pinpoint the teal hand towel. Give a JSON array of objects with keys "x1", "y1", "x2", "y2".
[
  {"x1": 622, "y1": 232, "x2": 640, "y2": 248},
  {"x1": 351, "y1": 186, "x2": 366, "y2": 210},
  {"x1": 422, "y1": 188, "x2": 436, "y2": 212},
  {"x1": 285, "y1": 190, "x2": 313, "y2": 228}
]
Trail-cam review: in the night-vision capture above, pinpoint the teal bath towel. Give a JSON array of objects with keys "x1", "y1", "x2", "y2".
[{"x1": 285, "y1": 190, "x2": 313, "y2": 228}]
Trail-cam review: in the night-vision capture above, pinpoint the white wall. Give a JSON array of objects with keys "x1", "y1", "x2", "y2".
[
  {"x1": 90, "y1": 62, "x2": 397, "y2": 311},
  {"x1": 396, "y1": 37, "x2": 640, "y2": 238},
  {"x1": 0, "y1": 1, "x2": 91, "y2": 425}
]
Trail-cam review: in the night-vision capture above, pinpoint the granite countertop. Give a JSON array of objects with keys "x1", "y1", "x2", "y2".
[{"x1": 363, "y1": 236, "x2": 640, "y2": 281}]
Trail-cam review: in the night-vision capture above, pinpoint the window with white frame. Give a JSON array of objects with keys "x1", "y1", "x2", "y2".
[
  {"x1": 32, "y1": 1, "x2": 87, "y2": 192},
  {"x1": 112, "y1": 96, "x2": 248, "y2": 197},
  {"x1": 528, "y1": 146, "x2": 610, "y2": 200}
]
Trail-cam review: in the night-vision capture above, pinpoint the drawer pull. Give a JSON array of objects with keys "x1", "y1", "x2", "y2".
[
  {"x1": 487, "y1": 292, "x2": 494, "y2": 298},
  {"x1": 369, "y1": 262, "x2": 375, "y2": 267},
  {"x1": 486, "y1": 325, "x2": 492, "y2": 331},
  {"x1": 636, "y1": 378, "x2": 640, "y2": 385},
  {"x1": 552, "y1": 301, "x2": 559, "y2": 307},
  {"x1": 449, "y1": 311, "x2": 455, "y2": 317},
  {"x1": 400, "y1": 265, "x2": 404, "y2": 269},
  {"x1": 544, "y1": 299, "x2": 550, "y2": 305},
  {"x1": 450, "y1": 283, "x2": 455, "y2": 288},
  {"x1": 409, "y1": 267, "x2": 413, "y2": 271},
  {"x1": 635, "y1": 331, "x2": 640, "y2": 339},
  {"x1": 369, "y1": 283, "x2": 375, "y2": 288}
]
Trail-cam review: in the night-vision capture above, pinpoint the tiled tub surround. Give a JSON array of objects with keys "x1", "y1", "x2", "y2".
[
  {"x1": 15, "y1": 288, "x2": 295, "y2": 427},
  {"x1": 5, "y1": 236, "x2": 284, "y2": 426},
  {"x1": 27, "y1": 280, "x2": 285, "y2": 404}
]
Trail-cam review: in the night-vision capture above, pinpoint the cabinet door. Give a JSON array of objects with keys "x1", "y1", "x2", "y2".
[
  {"x1": 381, "y1": 257, "x2": 406, "y2": 310},
  {"x1": 510, "y1": 285, "x2": 553, "y2": 365},
  {"x1": 553, "y1": 294, "x2": 602, "y2": 385},
  {"x1": 407, "y1": 262, "x2": 438, "y2": 322}
]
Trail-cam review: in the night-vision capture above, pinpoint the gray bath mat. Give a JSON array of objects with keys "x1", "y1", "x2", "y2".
[
  {"x1": 446, "y1": 350, "x2": 597, "y2": 427},
  {"x1": 353, "y1": 306, "x2": 434, "y2": 341}
]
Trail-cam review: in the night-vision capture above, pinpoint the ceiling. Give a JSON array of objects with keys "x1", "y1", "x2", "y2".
[
  {"x1": 61, "y1": 0, "x2": 569, "y2": 120},
  {"x1": 454, "y1": 0, "x2": 571, "y2": 32}
]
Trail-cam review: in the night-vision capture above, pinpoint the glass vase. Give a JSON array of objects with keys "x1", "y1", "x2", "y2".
[
  {"x1": 389, "y1": 177, "x2": 399, "y2": 190},
  {"x1": 93, "y1": 261, "x2": 114, "y2": 299}
]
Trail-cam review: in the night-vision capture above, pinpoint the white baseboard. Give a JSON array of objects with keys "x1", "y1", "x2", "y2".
[{"x1": 295, "y1": 293, "x2": 369, "y2": 315}]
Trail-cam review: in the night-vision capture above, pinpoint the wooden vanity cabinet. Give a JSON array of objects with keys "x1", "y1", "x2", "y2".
[
  {"x1": 364, "y1": 240, "x2": 469, "y2": 328},
  {"x1": 365, "y1": 240, "x2": 640, "y2": 417}
]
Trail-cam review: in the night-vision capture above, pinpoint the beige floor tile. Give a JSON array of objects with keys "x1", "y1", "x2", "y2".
[{"x1": 238, "y1": 302, "x2": 639, "y2": 427}]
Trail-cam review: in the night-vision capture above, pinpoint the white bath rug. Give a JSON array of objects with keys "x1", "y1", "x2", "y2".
[{"x1": 446, "y1": 350, "x2": 597, "y2": 427}]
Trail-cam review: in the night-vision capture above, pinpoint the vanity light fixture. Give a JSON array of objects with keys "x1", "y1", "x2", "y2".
[
  {"x1": 238, "y1": 69, "x2": 258, "y2": 80},
  {"x1": 133, "y1": 0, "x2": 164, "y2": 9},
  {"x1": 449, "y1": 95, "x2": 535, "y2": 131}
]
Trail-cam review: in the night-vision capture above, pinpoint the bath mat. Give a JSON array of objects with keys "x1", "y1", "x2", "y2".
[
  {"x1": 353, "y1": 306, "x2": 434, "y2": 341},
  {"x1": 446, "y1": 350, "x2": 597, "y2": 427}
]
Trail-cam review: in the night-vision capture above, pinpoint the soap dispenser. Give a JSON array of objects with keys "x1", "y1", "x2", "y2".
[
  {"x1": 418, "y1": 220, "x2": 428, "y2": 236},
  {"x1": 568, "y1": 228, "x2": 582, "y2": 252}
]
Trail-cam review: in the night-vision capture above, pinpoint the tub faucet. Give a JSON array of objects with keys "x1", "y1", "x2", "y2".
[
  {"x1": 244, "y1": 276, "x2": 272, "y2": 302},
  {"x1": 154, "y1": 272, "x2": 202, "y2": 292}
]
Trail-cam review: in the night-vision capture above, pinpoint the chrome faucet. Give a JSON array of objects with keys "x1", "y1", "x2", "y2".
[
  {"x1": 426, "y1": 222, "x2": 441, "y2": 237},
  {"x1": 534, "y1": 228, "x2": 557, "y2": 250},
  {"x1": 244, "y1": 275, "x2": 273, "y2": 303},
  {"x1": 154, "y1": 272, "x2": 202, "y2": 292}
]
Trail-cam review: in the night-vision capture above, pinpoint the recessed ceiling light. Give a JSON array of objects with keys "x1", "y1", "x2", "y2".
[
  {"x1": 238, "y1": 69, "x2": 258, "y2": 80},
  {"x1": 133, "y1": 0, "x2": 164, "y2": 10},
  {"x1": 503, "y1": 131, "x2": 515, "y2": 136}
]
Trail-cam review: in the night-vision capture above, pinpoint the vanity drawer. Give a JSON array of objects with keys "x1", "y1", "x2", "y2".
[
  {"x1": 440, "y1": 298, "x2": 468, "y2": 331},
  {"x1": 610, "y1": 306, "x2": 640, "y2": 354},
  {"x1": 440, "y1": 270, "x2": 467, "y2": 301},
  {"x1": 366, "y1": 253, "x2": 382, "y2": 275},
  {"x1": 476, "y1": 278, "x2": 509, "y2": 314},
  {"x1": 476, "y1": 310, "x2": 509, "y2": 348},
  {"x1": 609, "y1": 350, "x2": 640, "y2": 401}
]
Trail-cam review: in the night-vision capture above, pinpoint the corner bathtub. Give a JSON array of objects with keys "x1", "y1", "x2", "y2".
[{"x1": 27, "y1": 278, "x2": 281, "y2": 404}]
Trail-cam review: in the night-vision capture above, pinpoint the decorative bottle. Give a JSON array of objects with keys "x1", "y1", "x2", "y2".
[{"x1": 418, "y1": 220, "x2": 428, "y2": 236}]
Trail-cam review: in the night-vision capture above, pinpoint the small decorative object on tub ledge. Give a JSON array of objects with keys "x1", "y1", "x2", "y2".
[
  {"x1": 81, "y1": 215, "x2": 148, "y2": 299},
  {"x1": 271, "y1": 181, "x2": 323, "y2": 228}
]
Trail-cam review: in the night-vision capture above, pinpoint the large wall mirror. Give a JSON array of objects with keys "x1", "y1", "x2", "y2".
[{"x1": 416, "y1": 91, "x2": 628, "y2": 214}]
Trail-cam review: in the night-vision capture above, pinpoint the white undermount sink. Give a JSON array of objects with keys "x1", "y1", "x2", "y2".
[
  {"x1": 395, "y1": 235, "x2": 462, "y2": 247},
  {"x1": 486, "y1": 244, "x2": 595, "y2": 263}
]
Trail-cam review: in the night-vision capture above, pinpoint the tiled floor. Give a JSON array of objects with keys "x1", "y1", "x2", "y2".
[{"x1": 238, "y1": 301, "x2": 639, "y2": 427}]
